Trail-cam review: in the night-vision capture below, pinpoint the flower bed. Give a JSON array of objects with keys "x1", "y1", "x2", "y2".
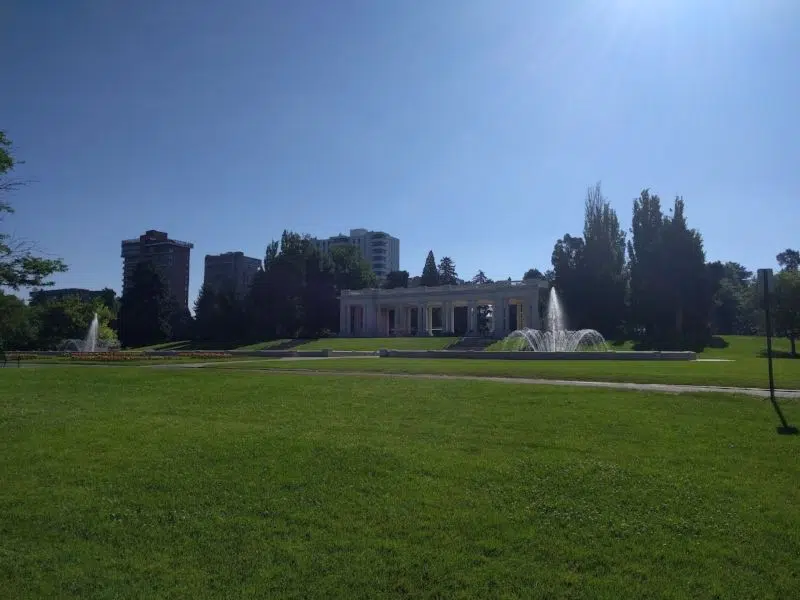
[{"x1": 68, "y1": 352, "x2": 233, "y2": 361}]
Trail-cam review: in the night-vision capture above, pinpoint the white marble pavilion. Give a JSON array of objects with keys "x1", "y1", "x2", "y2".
[{"x1": 339, "y1": 280, "x2": 547, "y2": 338}]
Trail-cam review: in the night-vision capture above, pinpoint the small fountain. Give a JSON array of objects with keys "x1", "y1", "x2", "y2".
[
  {"x1": 61, "y1": 313, "x2": 106, "y2": 352},
  {"x1": 501, "y1": 288, "x2": 609, "y2": 352}
]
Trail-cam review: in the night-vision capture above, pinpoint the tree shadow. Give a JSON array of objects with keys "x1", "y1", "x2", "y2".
[
  {"x1": 630, "y1": 335, "x2": 728, "y2": 353},
  {"x1": 269, "y1": 339, "x2": 314, "y2": 350},
  {"x1": 707, "y1": 336, "x2": 729, "y2": 349},
  {"x1": 758, "y1": 349, "x2": 799, "y2": 359}
]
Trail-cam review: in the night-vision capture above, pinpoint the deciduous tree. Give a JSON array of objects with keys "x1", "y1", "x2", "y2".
[
  {"x1": 384, "y1": 270, "x2": 409, "y2": 289},
  {"x1": 523, "y1": 268, "x2": 545, "y2": 281},
  {"x1": 774, "y1": 269, "x2": 800, "y2": 357},
  {"x1": 777, "y1": 248, "x2": 799, "y2": 272},
  {"x1": 0, "y1": 131, "x2": 67, "y2": 289}
]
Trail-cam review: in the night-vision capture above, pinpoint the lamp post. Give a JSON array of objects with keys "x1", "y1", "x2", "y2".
[{"x1": 758, "y1": 268, "x2": 798, "y2": 435}]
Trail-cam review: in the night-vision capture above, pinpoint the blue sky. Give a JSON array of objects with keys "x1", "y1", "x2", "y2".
[{"x1": 2, "y1": 0, "x2": 798, "y2": 304}]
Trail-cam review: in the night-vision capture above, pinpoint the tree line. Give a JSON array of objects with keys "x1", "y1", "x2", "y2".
[
  {"x1": 549, "y1": 184, "x2": 800, "y2": 352},
  {"x1": 1, "y1": 130, "x2": 798, "y2": 354}
]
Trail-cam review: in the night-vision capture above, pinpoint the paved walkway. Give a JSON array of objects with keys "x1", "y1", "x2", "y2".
[{"x1": 194, "y1": 365, "x2": 800, "y2": 399}]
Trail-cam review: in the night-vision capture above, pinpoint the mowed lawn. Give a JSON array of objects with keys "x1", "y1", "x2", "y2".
[
  {"x1": 210, "y1": 355, "x2": 800, "y2": 390},
  {"x1": 1, "y1": 368, "x2": 799, "y2": 598}
]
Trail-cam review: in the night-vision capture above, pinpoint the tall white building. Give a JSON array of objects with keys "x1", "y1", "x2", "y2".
[{"x1": 312, "y1": 228, "x2": 400, "y2": 279}]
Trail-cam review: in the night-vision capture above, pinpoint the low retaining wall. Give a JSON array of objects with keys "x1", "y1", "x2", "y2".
[
  {"x1": 9, "y1": 349, "x2": 695, "y2": 361},
  {"x1": 379, "y1": 350, "x2": 697, "y2": 361}
]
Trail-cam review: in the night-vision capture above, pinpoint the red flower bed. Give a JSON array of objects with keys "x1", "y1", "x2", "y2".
[{"x1": 68, "y1": 352, "x2": 233, "y2": 361}]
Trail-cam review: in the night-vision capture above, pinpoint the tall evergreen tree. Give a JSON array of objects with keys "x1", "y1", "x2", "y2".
[
  {"x1": 471, "y1": 270, "x2": 492, "y2": 285},
  {"x1": 627, "y1": 189, "x2": 668, "y2": 341},
  {"x1": 438, "y1": 256, "x2": 458, "y2": 285},
  {"x1": 420, "y1": 251, "x2": 439, "y2": 286},
  {"x1": 580, "y1": 183, "x2": 627, "y2": 336},
  {"x1": 628, "y1": 191, "x2": 714, "y2": 348}
]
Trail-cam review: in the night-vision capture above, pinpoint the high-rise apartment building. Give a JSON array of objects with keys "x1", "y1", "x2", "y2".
[
  {"x1": 203, "y1": 251, "x2": 261, "y2": 298},
  {"x1": 121, "y1": 230, "x2": 193, "y2": 309},
  {"x1": 312, "y1": 228, "x2": 399, "y2": 279}
]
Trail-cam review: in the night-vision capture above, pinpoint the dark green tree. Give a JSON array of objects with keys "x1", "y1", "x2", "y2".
[
  {"x1": 0, "y1": 291, "x2": 38, "y2": 350},
  {"x1": 628, "y1": 191, "x2": 714, "y2": 348},
  {"x1": 580, "y1": 183, "x2": 627, "y2": 337},
  {"x1": 118, "y1": 261, "x2": 172, "y2": 347},
  {"x1": 193, "y1": 283, "x2": 219, "y2": 341},
  {"x1": 330, "y1": 245, "x2": 376, "y2": 291},
  {"x1": 244, "y1": 231, "x2": 349, "y2": 340},
  {"x1": 420, "y1": 251, "x2": 439, "y2": 287},
  {"x1": 0, "y1": 131, "x2": 67, "y2": 289},
  {"x1": 384, "y1": 270, "x2": 409, "y2": 289},
  {"x1": 523, "y1": 268, "x2": 545, "y2": 281},
  {"x1": 627, "y1": 189, "x2": 667, "y2": 341},
  {"x1": 551, "y1": 234, "x2": 586, "y2": 329},
  {"x1": 709, "y1": 261, "x2": 756, "y2": 335},
  {"x1": 774, "y1": 269, "x2": 800, "y2": 356},
  {"x1": 438, "y1": 256, "x2": 458, "y2": 285},
  {"x1": 302, "y1": 250, "x2": 338, "y2": 337},
  {"x1": 777, "y1": 248, "x2": 799, "y2": 272},
  {"x1": 471, "y1": 270, "x2": 492, "y2": 285}
]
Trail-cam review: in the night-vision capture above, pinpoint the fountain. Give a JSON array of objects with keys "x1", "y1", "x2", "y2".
[
  {"x1": 501, "y1": 288, "x2": 609, "y2": 352},
  {"x1": 61, "y1": 313, "x2": 107, "y2": 352}
]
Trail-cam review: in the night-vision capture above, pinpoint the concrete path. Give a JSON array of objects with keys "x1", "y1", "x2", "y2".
[{"x1": 202, "y1": 366, "x2": 800, "y2": 399}]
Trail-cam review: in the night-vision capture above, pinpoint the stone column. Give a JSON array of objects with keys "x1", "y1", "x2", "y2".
[
  {"x1": 363, "y1": 302, "x2": 373, "y2": 336},
  {"x1": 394, "y1": 305, "x2": 403, "y2": 335},
  {"x1": 417, "y1": 303, "x2": 426, "y2": 336},
  {"x1": 494, "y1": 296, "x2": 506, "y2": 338},
  {"x1": 468, "y1": 301, "x2": 478, "y2": 333},
  {"x1": 426, "y1": 304, "x2": 433, "y2": 335},
  {"x1": 340, "y1": 301, "x2": 348, "y2": 336}
]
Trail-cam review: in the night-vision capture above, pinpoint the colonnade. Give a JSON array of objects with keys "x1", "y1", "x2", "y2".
[{"x1": 339, "y1": 282, "x2": 544, "y2": 338}]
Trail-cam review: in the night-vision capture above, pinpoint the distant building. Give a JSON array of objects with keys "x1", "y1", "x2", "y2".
[
  {"x1": 29, "y1": 288, "x2": 106, "y2": 304},
  {"x1": 311, "y1": 228, "x2": 400, "y2": 279},
  {"x1": 121, "y1": 230, "x2": 193, "y2": 309},
  {"x1": 203, "y1": 251, "x2": 261, "y2": 298}
]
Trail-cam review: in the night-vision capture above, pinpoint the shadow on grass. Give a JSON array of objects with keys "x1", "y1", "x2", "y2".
[
  {"x1": 134, "y1": 339, "x2": 309, "y2": 351},
  {"x1": 629, "y1": 335, "x2": 729, "y2": 353},
  {"x1": 758, "y1": 350, "x2": 799, "y2": 360},
  {"x1": 269, "y1": 339, "x2": 315, "y2": 350}
]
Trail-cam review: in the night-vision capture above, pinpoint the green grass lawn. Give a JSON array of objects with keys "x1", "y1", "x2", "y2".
[
  {"x1": 0, "y1": 367, "x2": 798, "y2": 598},
  {"x1": 209, "y1": 354, "x2": 800, "y2": 390}
]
